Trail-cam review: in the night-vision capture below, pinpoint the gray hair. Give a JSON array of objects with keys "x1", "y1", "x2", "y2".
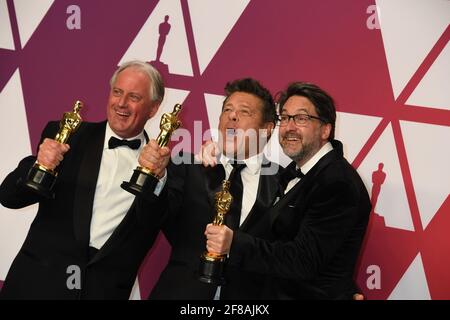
[{"x1": 110, "y1": 60, "x2": 165, "y2": 103}]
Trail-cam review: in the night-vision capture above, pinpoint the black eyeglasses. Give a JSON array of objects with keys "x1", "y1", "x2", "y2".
[{"x1": 278, "y1": 113, "x2": 325, "y2": 126}]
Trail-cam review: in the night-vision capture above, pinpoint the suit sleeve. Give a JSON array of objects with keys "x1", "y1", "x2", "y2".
[
  {"x1": 129, "y1": 154, "x2": 188, "y2": 247},
  {"x1": 160, "y1": 157, "x2": 188, "y2": 245},
  {"x1": 228, "y1": 179, "x2": 364, "y2": 281},
  {"x1": 0, "y1": 122, "x2": 58, "y2": 209},
  {"x1": 132, "y1": 183, "x2": 169, "y2": 234}
]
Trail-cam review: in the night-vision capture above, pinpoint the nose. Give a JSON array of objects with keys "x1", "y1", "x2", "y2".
[
  {"x1": 285, "y1": 117, "x2": 297, "y2": 130},
  {"x1": 228, "y1": 110, "x2": 238, "y2": 121},
  {"x1": 118, "y1": 95, "x2": 128, "y2": 107}
]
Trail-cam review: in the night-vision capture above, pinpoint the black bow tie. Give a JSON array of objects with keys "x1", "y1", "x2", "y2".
[
  {"x1": 108, "y1": 136, "x2": 141, "y2": 150},
  {"x1": 280, "y1": 163, "x2": 304, "y2": 191}
]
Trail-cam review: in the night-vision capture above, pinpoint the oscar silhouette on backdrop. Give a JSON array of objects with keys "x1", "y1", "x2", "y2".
[
  {"x1": 371, "y1": 162, "x2": 386, "y2": 215},
  {"x1": 150, "y1": 15, "x2": 171, "y2": 75}
]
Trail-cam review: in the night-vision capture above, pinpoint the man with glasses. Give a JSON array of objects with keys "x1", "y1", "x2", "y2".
[{"x1": 205, "y1": 82, "x2": 371, "y2": 299}]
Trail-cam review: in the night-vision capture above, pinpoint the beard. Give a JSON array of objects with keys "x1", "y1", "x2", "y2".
[{"x1": 281, "y1": 135, "x2": 322, "y2": 164}]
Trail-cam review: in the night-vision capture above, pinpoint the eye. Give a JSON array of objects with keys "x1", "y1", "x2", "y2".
[
  {"x1": 129, "y1": 94, "x2": 142, "y2": 102},
  {"x1": 296, "y1": 114, "x2": 309, "y2": 121},
  {"x1": 112, "y1": 88, "x2": 122, "y2": 97},
  {"x1": 239, "y1": 109, "x2": 251, "y2": 117},
  {"x1": 222, "y1": 107, "x2": 233, "y2": 113}
]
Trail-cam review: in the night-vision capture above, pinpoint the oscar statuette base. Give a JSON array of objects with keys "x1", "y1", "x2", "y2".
[
  {"x1": 121, "y1": 167, "x2": 159, "y2": 196},
  {"x1": 20, "y1": 164, "x2": 57, "y2": 199},
  {"x1": 198, "y1": 252, "x2": 227, "y2": 285}
]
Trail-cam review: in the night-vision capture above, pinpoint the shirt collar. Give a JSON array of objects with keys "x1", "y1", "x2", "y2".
[
  {"x1": 219, "y1": 152, "x2": 264, "y2": 175},
  {"x1": 299, "y1": 141, "x2": 333, "y2": 174},
  {"x1": 103, "y1": 122, "x2": 146, "y2": 150}
]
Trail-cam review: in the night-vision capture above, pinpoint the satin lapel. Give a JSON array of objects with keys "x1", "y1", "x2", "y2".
[
  {"x1": 202, "y1": 164, "x2": 225, "y2": 207},
  {"x1": 73, "y1": 122, "x2": 106, "y2": 248},
  {"x1": 240, "y1": 161, "x2": 281, "y2": 231},
  {"x1": 143, "y1": 130, "x2": 149, "y2": 143}
]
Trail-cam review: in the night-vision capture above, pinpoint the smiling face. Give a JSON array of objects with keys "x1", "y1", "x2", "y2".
[
  {"x1": 218, "y1": 91, "x2": 274, "y2": 160},
  {"x1": 279, "y1": 95, "x2": 331, "y2": 167},
  {"x1": 107, "y1": 67, "x2": 160, "y2": 138}
]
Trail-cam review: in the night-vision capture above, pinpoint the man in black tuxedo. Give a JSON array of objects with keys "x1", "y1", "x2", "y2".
[
  {"x1": 206, "y1": 82, "x2": 371, "y2": 299},
  {"x1": 0, "y1": 60, "x2": 170, "y2": 299},
  {"x1": 146, "y1": 78, "x2": 280, "y2": 299}
]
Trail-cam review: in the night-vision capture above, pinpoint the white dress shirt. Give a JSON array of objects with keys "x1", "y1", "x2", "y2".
[
  {"x1": 220, "y1": 153, "x2": 263, "y2": 227},
  {"x1": 89, "y1": 123, "x2": 164, "y2": 249},
  {"x1": 214, "y1": 152, "x2": 264, "y2": 299}
]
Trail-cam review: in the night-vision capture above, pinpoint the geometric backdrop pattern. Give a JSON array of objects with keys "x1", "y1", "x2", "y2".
[{"x1": 1, "y1": 0, "x2": 449, "y2": 299}]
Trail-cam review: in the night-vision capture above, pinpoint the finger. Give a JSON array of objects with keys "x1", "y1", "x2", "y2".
[
  {"x1": 207, "y1": 225, "x2": 222, "y2": 235},
  {"x1": 140, "y1": 144, "x2": 162, "y2": 163},
  {"x1": 199, "y1": 140, "x2": 217, "y2": 167},
  {"x1": 61, "y1": 143, "x2": 70, "y2": 153},
  {"x1": 148, "y1": 139, "x2": 162, "y2": 150},
  {"x1": 206, "y1": 241, "x2": 220, "y2": 254},
  {"x1": 38, "y1": 141, "x2": 67, "y2": 169},
  {"x1": 204, "y1": 223, "x2": 212, "y2": 236},
  {"x1": 205, "y1": 223, "x2": 213, "y2": 234},
  {"x1": 204, "y1": 142, "x2": 217, "y2": 166},
  {"x1": 211, "y1": 141, "x2": 219, "y2": 157},
  {"x1": 159, "y1": 146, "x2": 170, "y2": 157},
  {"x1": 195, "y1": 147, "x2": 203, "y2": 163},
  {"x1": 153, "y1": 168, "x2": 167, "y2": 179},
  {"x1": 353, "y1": 293, "x2": 364, "y2": 301},
  {"x1": 211, "y1": 141, "x2": 220, "y2": 160}
]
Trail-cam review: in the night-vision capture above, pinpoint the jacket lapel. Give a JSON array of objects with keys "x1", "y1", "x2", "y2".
[
  {"x1": 73, "y1": 121, "x2": 106, "y2": 248},
  {"x1": 270, "y1": 143, "x2": 342, "y2": 224},
  {"x1": 270, "y1": 175, "x2": 308, "y2": 224},
  {"x1": 240, "y1": 159, "x2": 280, "y2": 231},
  {"x1": 202, "y1": 164, "x2": 225, "y2": 208}
]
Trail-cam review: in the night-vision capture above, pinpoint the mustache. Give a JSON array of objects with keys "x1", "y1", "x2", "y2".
[{"x1": 281, "y1": 132, "x2": 302, "y2": 139}]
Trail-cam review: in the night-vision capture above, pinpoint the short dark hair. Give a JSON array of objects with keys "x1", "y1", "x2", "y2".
[
  {"x1": 223, "y1": 78, "x2": 277, "y2": 125},
  {"x1": 277, "y1": 82, "x2": 336, "y2": 140}
]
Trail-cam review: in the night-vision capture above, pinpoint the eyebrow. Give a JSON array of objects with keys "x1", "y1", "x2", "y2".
[{"x1": 281, "y1": 108, "x2": 309, "y2": 114}]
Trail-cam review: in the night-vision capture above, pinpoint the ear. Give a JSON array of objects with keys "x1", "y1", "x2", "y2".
[
  {"x1": 148, "y1": 101, "x2": 161, "y2": 119},
  {"x1": 321, "y1": 123, "x2": 332, "y2": 140},
  {"x1": 262, "y1": 121, "x2": 275, "y2": 140}
]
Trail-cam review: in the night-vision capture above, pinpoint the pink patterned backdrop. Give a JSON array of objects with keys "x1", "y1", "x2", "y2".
[{"x1": 1, "y1": 0, "x2": 449, "y2": 299}]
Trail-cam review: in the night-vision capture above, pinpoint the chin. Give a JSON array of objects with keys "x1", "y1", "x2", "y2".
[{"x1": 282, "y1": 146, "x2": 301, "y2": 158}]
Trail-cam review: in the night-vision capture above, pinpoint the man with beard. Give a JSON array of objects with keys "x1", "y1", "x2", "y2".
[{"x1": 205, "y1": 82, "x2": 371, "y2": 299}]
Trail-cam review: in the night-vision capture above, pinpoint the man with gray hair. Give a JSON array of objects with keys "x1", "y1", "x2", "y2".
[{"x1": 0, "y1": 60, "x2": 168, "y2": 299}]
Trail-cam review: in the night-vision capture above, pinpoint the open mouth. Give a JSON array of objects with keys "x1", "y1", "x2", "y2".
[
  {"x1": 283, "y1": 134, "x2": 301, "y2": 142},
  {"x1": 115, "y1": 108, "x2": 131, "y2": 118},
  {"x1": 226, "y1": 128, "x2": 237, "y2": 137}
]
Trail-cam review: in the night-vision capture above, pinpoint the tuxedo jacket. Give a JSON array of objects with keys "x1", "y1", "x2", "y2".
[
  {"x1": 0, "y1": 121, "x2": 165, "y2": 300},
  {"x1": 228, "y1": 140, "x2": 371, "y2": 299},
  {"x1": 149, "y1": 153, "x2": 281, "y2": 300}
]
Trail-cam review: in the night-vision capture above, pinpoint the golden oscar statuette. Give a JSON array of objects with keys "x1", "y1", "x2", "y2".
[
  {"x1": 198, "y1": 180, "x2": 233, "y2": 285},
  {"x1": 121, "y1": 103, "x2": 182, "y2": 195},
  {"x1": 22, "y1": 101, "x2": 83, "y2": 198}
]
